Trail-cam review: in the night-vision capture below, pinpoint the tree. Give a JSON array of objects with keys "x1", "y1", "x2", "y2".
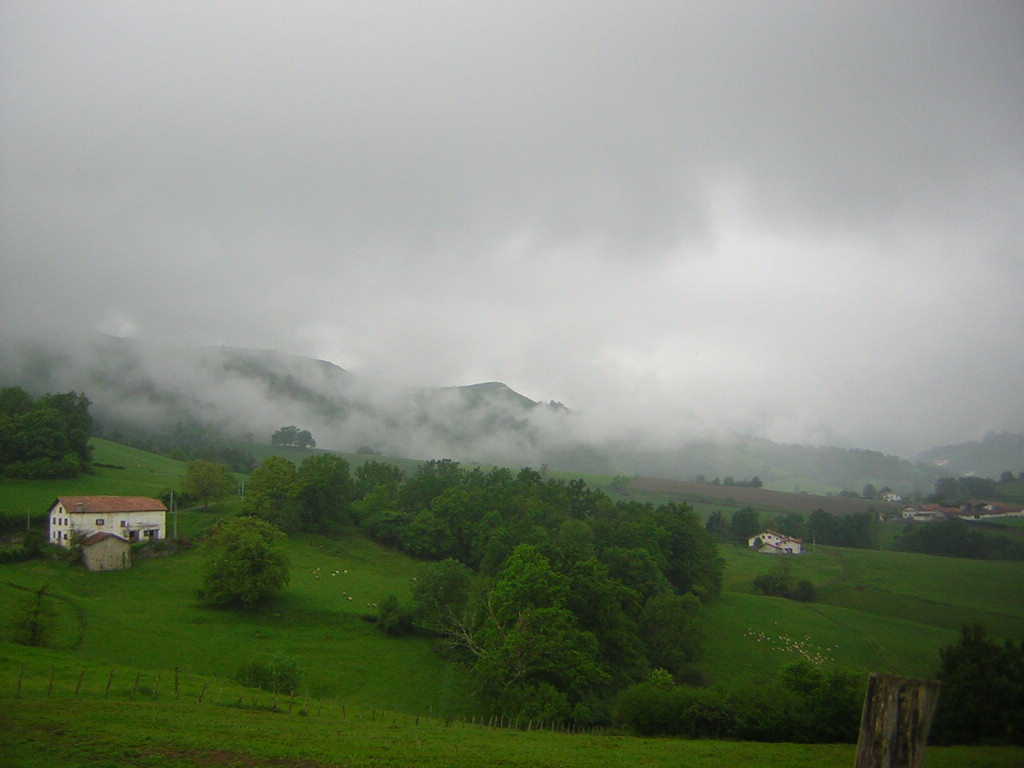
[
  {"x1": 652, "y1": 504, "x2": 723, "y2": 599},
  {"x1": 931, "y1": 624, "x2": 1024, "y2": 745},
  {"x1": 0, "y1": 387, "x2": 92, "y2": 478},
  {"x1": 245, "y1": 456, "x2": 299, "y2": 530},
  {"x1": 753, "y1": 557, "x2": 815, "y2": 602},
  {"x1": 197, "y1": 517, "x2": 290, "y2": 607},
  {"x1": 271, "y1": 425, "x2": 316, "y2": 449},
  {"x1": 377, "y1": 594, "x2": 415, "y2": 636},
  {"x1": 412, "y1": 557, "x2": 472, "y2": 634},
  {"x1": 639, "y1": 593, "x2": 704, "y2": 680},
  {"x1": 184, "y1": 459, "x2": 236, "y2": 511},
  {"x1": 471, "y1": 545, "x2": 610, "y2": 722},
  {"x1": 730, "y1": 507, "x2": 761, "y2": 544},
  {"x1": 862, "y1": 483, "x2": 877, "y2": 500},
  {"x1": 704, "y1": 510, "x2": 727, "y2": 542},
  {"x1": 295, "y1": 453, "x2": 352, "y2": 533}
]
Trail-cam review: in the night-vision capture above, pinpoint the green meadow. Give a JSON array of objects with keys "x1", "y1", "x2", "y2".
[{"x1": 1, "y1": 439, "x2": 1023, "y2": 766}]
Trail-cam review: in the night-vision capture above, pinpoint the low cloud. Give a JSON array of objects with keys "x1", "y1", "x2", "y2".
[{"x1": 2, "y1": 2, "x2": 1022, "y2": 457}]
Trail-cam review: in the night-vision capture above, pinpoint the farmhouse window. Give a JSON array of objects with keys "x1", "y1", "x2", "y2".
[
  {"x1": 96, "y1": 519, "x2": 105, "y2": 526},
  {"x1": 120, "y1": 521, "x2": 127, "y2": 527}
]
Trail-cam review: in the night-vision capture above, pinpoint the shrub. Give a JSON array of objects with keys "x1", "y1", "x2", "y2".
[
  {"x1": 615, "y1": 661, "x2": 862, "y2": 743},
  {"x1": 9, "y1": 584, "x2": 58, "y2": 648},
  {"x1": 377, "y1": 594, "x2": 415, "y2": 636},
  {"x1": 235, "y1": 652, "x2": 301, "y2": 694}
]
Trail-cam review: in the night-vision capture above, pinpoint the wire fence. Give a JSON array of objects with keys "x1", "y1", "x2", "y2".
[{"x1": 5, "y1": 664, "x2": 605, "y2": 735}]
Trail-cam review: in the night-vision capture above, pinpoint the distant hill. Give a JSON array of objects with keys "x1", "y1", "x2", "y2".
[
  {"x1": 916, "y1": 432, "x2": 1024, "y2": 479},
  {"x1": 0, "y1": 335, "x2": 959, "y2": 496},
  {"x1": 0, "y1": 335, "x2": 579, "y2": 471}
]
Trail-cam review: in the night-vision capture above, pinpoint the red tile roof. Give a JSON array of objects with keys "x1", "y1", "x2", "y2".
[{"x1": 55, "y1": 496, "x2": 167, "y2": 514}]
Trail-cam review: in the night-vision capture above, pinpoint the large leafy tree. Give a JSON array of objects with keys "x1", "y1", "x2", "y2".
[
  {"x1": 271, "y1": 425, "x2": 316, "y2": 449},
  {"x1": 472, "y1": 545, "x2": 610, "y2": 722},
  {"x1": 411, "y1": 557, "x2": 473, "y2": 636},
  {"x1": 639, "y1": 593, "x2": 704, "y2": 681},
  {"x1": 295, "y1": 453, "x2": 352, "y2": 533},
  {"x1": 245, "y1": 456, "x2": 299, "y2": 530},
  {"x1": 197, "y1": 517, "x2": 290, "y2": 607},
  {"x1": 183, "y1": 459, "x2": 236, "y2": 511},
  {"x1": 730, "y1": 507, "x2": 761, "y2": 543}
]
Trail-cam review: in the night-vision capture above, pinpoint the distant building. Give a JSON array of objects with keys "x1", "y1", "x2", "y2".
[
  {"x1": 80, "y1": 531, "x2": 132, "y2": 571},
  {"x1": 880, "y1": 491, "x2": 902, "y2": 503},
  {"x1": 48, "y1": 496, "x2": 167, "y2": 548},
  {"x1": 900, "y1": 504, "x2": 952, "y2": 522},
  {"x1": 748, "y1": 530, "x2": 804, "y2": 555}
]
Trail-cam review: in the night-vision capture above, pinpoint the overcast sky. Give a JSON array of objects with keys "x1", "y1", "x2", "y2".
[{"x1": 2, "y1": 1, "x2": 1022, "y2": 456}]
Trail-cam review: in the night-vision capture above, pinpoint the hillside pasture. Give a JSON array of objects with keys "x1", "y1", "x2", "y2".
[
  {"x1": 2, "y1": 685, "x2": 1019, "y2": 768},
  {"x1": 0, "y1": 438, "x2": 192, "y2": 523},
  {"x1": 707, "y1": 543, "x2": 1024, "y2": 686},
  {"x1": 0, "y1": 533, "x2": 470, "y2": 716},
  {"x1": 627, "y1": 475, "x2": 900, "y2": 516}
]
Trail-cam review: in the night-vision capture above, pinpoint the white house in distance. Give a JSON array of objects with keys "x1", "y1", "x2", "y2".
[
  {"x1": 48, "y1": 495, "x2": 167, "y2": 548},
  {"x1": 749, "y1": 530, "x2": 804, "y2": 555}
]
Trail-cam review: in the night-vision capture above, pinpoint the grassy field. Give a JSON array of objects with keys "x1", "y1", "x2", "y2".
[
  {"x1": 0, "y1": 439, "x2": 190, "y2": 522},
  {"x1": 3, "y1": 692, "x2": 1019, "y2": 768},
  {"x1": 2, "y1": 440, "x2": 1024, "y2": 765},
  {"x1": 703, "y1": 543, "x2": 1024, "y2": 686}
]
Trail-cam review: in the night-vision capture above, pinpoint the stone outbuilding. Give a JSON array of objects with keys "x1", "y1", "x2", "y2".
[{"x1": 81, "y1": 531, "x2": 132, "y2": 571}]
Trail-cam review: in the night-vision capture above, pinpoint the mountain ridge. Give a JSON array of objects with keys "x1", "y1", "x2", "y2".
[{"x1": 3, "y1": 335, "x2": 1018, "y2": 494}]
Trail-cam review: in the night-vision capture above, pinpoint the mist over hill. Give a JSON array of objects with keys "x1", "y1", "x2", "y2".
[
  {"x1": 4, "y1": 334, "x2": 1014, "y2": 495},
  {"x1": 916, "y1": 433, "x2": 1024, "y2": 480}
]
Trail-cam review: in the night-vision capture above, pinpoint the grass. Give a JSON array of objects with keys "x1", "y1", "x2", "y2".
[
  {"x1": 3, "y1": 440, "x2": 1024, "y2": 765},
  {"x1": 0, "y1": 439, "x2": 188, "y2": 521},
  {"x1": 2, "y1": 690, "x2": 1019, "y2": 768},
  {"x1": 705, "y1": 543, "x2": 1024, "y2": 685},
  {"x1": 0, "y1": 532, "x2": 468, "y2": 715}
]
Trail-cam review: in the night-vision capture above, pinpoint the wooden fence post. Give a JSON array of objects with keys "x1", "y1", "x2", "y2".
[{"x1": 855, "y1": 673, "x2": 940, "y2": 768}]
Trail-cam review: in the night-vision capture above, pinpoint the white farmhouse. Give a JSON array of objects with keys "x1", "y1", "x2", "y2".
[
  {"x1": 748, "y1": 529, "x2": 804, "y2": 555},
  {"x1": 48, "y1": 496, "x2": 167, "y2": 548}
]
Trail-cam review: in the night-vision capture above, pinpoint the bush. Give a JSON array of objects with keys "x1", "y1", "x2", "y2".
[
  {"x1": 931, "y1": 624, "x2": 1024, "y2": 745},
  {"x1": 9, "y1": 584, "x2": 58, "y2": 648},
  {"x1": 235, "y1": 652, "x2": 301, "y2": 694},
  {"x1": 377, "y1": 594, "x2": 415, "y2": 636},
  {"x1": 615, "y1": 661, "x2": 862, "y2": 743}
]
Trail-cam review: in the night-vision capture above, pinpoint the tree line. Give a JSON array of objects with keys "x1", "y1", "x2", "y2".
[
  {"x1": 0, "y1": 386, "x2": 92, "y2": 478},
  {"x1": 233, "y1": 454, "x2": 723, "y2": 724}
]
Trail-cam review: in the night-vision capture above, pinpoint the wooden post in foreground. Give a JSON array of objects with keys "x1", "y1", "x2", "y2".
[{"x1": 855, "y1": 673, "x2": 940, "y2": 768}]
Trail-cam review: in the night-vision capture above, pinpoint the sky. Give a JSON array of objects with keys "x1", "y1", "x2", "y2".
[{"x1": 2, "y1": 1, "x2": 1022, "y2": 457}]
